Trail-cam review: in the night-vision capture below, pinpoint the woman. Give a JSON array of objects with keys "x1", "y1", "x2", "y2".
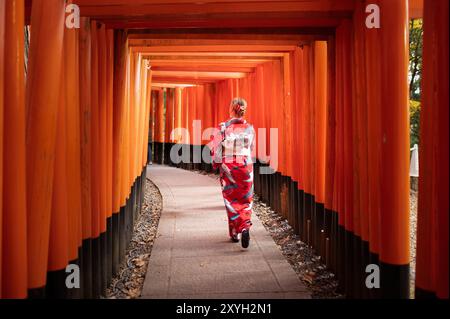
[{"x1": 210, "y1": 98, "x2": 255, "y2": 248}]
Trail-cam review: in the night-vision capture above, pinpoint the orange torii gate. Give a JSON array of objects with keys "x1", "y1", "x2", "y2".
[{"x1": 0, "y1": 0, "x2": 447, "y2": 300}]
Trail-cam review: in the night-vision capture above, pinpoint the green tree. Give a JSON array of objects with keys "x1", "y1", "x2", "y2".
[
  {"x1": 409, "y1": 19, "x2": 423, "y2": 147},
  {"x1": 410, "y1": 100, "x2": 421, "y2": 147}
]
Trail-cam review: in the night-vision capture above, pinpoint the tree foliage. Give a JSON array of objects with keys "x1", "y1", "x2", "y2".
[
  {"x1": 410, "y1": 100, "x2": 421, "y2": 147},
  {"x1": 409, "y1": 19, "x2": 423, "y2": 147}
]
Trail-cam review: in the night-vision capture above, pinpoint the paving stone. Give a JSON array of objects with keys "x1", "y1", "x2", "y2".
[{"x1": 141, "y1": 165, "x2": 310, "y2": 299}]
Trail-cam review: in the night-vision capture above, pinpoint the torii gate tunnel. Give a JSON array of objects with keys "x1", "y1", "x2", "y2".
[{"x1": 0, "y1": 0, "x2": 448, "y2": 299}]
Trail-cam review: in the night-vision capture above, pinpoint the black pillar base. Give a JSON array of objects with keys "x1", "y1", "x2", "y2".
[
  {"x1": 112, "y1": 212, "x2": 120, "y2": 276},
  {"x1": 46, "y1": 268, "x2": 69, "y2": 299},
  {"x1": 28, "y1": 287, "x2": 46, "y2": 299},
  {"x1": 81, "y1": 238, "x2": 93, "y2": 298},
  {"x1": 380, "y1": 262, "x2": 410, "y2": 299},
  {"x1": 119, "y1": 205, "x2": 126, "y2": 263},
  {"x1": 106, "y1": 217, "x2": 113, "y2": 287},
  {"x1": 415, "y1": 287, "x2": 437, "y2": 299},
  {"x1": 91, "y1": 236, "x2": 102, "y2": 298}
]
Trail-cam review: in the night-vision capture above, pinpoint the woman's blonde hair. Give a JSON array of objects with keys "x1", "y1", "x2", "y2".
[{"x1": 230, "y1": 97, "x2": 248, "y2": 117}]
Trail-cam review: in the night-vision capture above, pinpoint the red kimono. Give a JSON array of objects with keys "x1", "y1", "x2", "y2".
[{"x1": 210, "y1": 118, "x2": 256, "y2": 238}]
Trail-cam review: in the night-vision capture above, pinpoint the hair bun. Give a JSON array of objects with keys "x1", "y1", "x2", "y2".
[{"x1": 231, "y1": 97, "x2": 248, "y2": 117}]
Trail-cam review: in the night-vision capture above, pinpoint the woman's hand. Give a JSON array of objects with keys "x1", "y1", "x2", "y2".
[
  {"x1": 221, "y1": 163, "x2": 231, "y2": 175},
  {"x1": 221, "y1": 163, "x2": 236, "y2": 183}
]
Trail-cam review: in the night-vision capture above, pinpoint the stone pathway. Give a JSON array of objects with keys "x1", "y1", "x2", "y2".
[{"x1": 141, "y1": 165, "x2": 310, "y2": 299}]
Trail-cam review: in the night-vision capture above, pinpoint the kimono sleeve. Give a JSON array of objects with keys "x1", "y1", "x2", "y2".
[
  {"x1": 249, "y1": 125, "x2": 256, "y2": 161},
  {"x1": 210, "y1": 124, "x2": 224, "y2": 169}
]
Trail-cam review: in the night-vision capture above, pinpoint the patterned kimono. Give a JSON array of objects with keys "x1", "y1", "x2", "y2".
[{"x1": 210, "y1": 118, "x2": 256, "y2": 238}]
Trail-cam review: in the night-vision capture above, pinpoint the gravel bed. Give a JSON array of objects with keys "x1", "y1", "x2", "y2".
[
  {"x1": 252, "y1": 194, "x2": 343, "y2": 299},
  {"x1": 105, "y1": 178, "x2": 163, "y2": 299},
  {"x1": 409, "y1": 190, "x2": 418, "y2": 299},
  {"x1": 253, "y1": 191, "x2": 419, "y2": 299}
]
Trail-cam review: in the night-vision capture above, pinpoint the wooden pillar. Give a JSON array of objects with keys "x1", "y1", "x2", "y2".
[
  {"x1": 189, "y1": 87, "x2": 197, "y2": 145},
  {"x1": 300, "y1": 46, "x2": 312, "y2": 239},
  {"x1": 334, "y1": 31, "x2": 343, "y2": 280},
  {"x1": 313, "y1": 41, "x2": 327, "y2": 206},
  {"x1": 416, "y1": 0, "x2": 449, "y2": 299},
  {"x1": 188, "y1": 87, "x2": 197, "y2": 168},
  {"x1": 2, "y1": 0, "x2": 27, "y2": 298},
  {"x1": 89, "y1": 20, "x2": 102, "y2": 297},
  {"x1": 79, "y1": 18, "x2": 92, "y2": 244},
  {"x1": 136, "y1": 60, "x2": 145, "y2": 170},
  {"x1": 79, "y1": 17, "x2": 93, "y2": 298},
  {"x1": 313, "y1": 41, "x2": 328, "y2": 255},
  {"x1": 307, "y1": 47, "x2": 316, "y2": 210},
  {"x1": 335, "y1": 19, "x2": 354, "y2": 295},
  {"x1": 90, "y1": 20, "x2": 100, "y2": 239},
  {"x1": 64, "y1": 21, "x2": 82, "y2": 267},
  {"x1": 352, "y1": 2, "x2": 372, "y2": 297},
  {"x1": 293, "y1": 48, "x2": 305, "y2": 236},
  {"x1": 364, "y1": 1, "x2": 382, "y2": 264},
  {"x1": 288, "y1": 51, "x2": 297, "y2": 185},
  {"x1": 324, "y1": 36, "x2": 336, "y2": 269},
  {"x1": 342, "y1": 20, "x2": 355, "y2": 296},
  {"x1": 273, "y1": 59, "x2": 284, "y2": 177},
  {"x1": 253, "y1": 65, "x2": 266, "y2": 166},
  {"x1": 47, "y1": 68, "x2": 69, "y2": 294},
  {"x1": 106, "y1": 29, "x2": 114, "y2": 222},
  {"x1": 282, "y1": 53, "x2": 293, "y2": 179},
  {"x1": 379, "y1": 0, "x2": 410, "y2": 298},
  {"x1": 98, "y1": 24, "x2": 108, "y2": 241},
  {"x1": 120, "y1": 51, "x2": 130, "y2": 206},
  {"x1": 47, "y1": 14, "x2": 83, "y2": 298},
  {"x1": 174, "y1": 87, "x2": 183, "y2": 143},
  {"x1": 137, "y1": 58, "x2": 147, "y2": 171},
  {"x1": 97, "y1": 23, "x2": 108, "y2": 292},
  {"x1": 104, "y1": 28, "x2": 114, "y2": 288},
  {"x1": 128, "y1": 53, "x2": 137, "y2": 186},
  {"x1": 205, "y1": 85, "x2": 214, "y2": 134},
  {"x1": 183, "y1": 88, "x2": 190, "y2": 143},
  {"x1": 134, "y1": 55, "x2": 141, "y2": 180},
  {"x1": 165, "y1": 88, "x2": 174, "y2": 144},
  {"x1": 106, "y1": 32, "x2": 113, "y2": 200},
  {"x1": 154, "y1": 89, "x2": 165, "y2": 163},
  {"x1": 25, "y1": 0, "x2": 65, "y2": 294},
  {"x1": 112, "y1": 30, "x2": 127, "y2": 215},
  {"x1": 142, "y1": 67, "x2": 153, "y2": 166},
  {"x1": 112, "y1": 30, "x2": 127, "y2": 278},
  {"x1": 118, "y1": 49, "x2": 131, "y2": 266}
]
